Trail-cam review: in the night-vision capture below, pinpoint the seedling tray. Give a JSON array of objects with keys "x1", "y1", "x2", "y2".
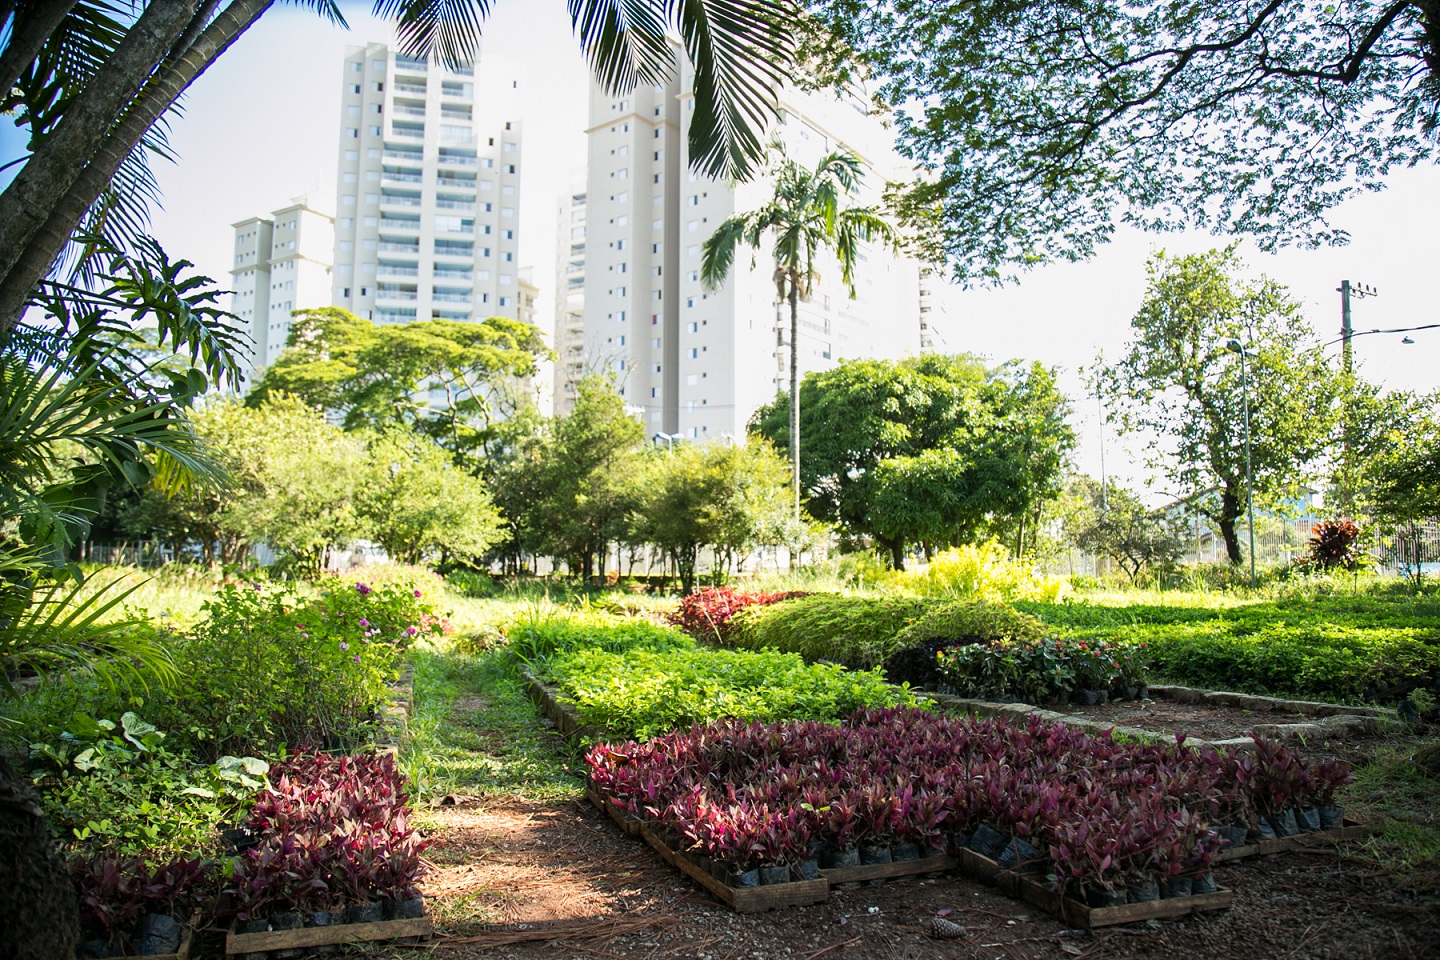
[
  {"x1": 224, "y1": 913, "x2": 433, "y2": 954},
  {"x1": 591, "y1": 791, "x2": 961, "y2": 911},
  {"x1": 1211, "y1": 819, "x2": 1370, "y2": 862},
  {"x1": 958, "y1": 849, "x2": 1232, "y2": 929}
]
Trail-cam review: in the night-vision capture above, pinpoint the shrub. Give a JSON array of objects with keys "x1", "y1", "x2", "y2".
[
  {"x1": 1293, "y1": 519, "x2": 1365, "y2": 571},
  {"x1": 936, "y1": 636, "x2": 1146, "y2": 703},
  {"x1": 729, "y1": 594, "x2": 927, "y2": 668},
  {"x1": 881, "y1": 601, "x2": 1050, "y2": 688},
  {"x1": 905, "y1": 542, "x2": 1068, "y2": 602},
  {"x1": 540, "y1": 645, "x2": 919, "y2": 740},
  {"x1": 150, "y1": 576, "x2": 441, "y2": 759},
  {"x1": 506, "y1": 606, "x2": 688, "y2": 662},
  {"x1": 667, "y1": 586, "x2": 807, "y2": 643}
]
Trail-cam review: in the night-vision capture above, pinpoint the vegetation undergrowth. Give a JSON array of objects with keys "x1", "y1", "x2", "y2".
[
  {"x1": 1344, "y1": 733, "x2": 1440, "y2": 893},
  {"x1": 399, "y1": 640, "x2": 580, "y2": 804}
]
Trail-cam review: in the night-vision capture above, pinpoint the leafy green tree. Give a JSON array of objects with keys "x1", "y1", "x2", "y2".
[
  {"x1": 805, "y1": 1, "x2": 1440, "y2": 283},
  {"x1": 701, "y1": 146, "x2": 897, "y2": 516},
  {"x1": 752, "y1": 354, "x2": 1072, "y2": 568},
  {"x1": 0, "y1": 0, "x2": 797, "y2": 332},
  {"x1": 358, "y1": 432, "x2": 503, "y2": 565},
  {"x1": 1063, "y1": 477, "x2": 1185, "y2": 583},
  {"x1": 1367, "y1": 413, "x2": 1440, "y2": 588},
  {"x1": 252, "y1": 308, "x2": 551, "y2": 462},
  {"x1": 515, "y1": 376, "x2": 645, "y2": 579},
  {"x1": 631, "y1": 439, "x2": 793, "y2": 590},
  {"x1": 1092, "y1": 247, "x2": 1341, "y2": 565}
]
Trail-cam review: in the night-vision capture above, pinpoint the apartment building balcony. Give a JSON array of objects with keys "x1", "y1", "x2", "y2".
[
  {"x1": 378, "y1": 240, "x2": 420, "y2": 253},
  {"x1": 437, "y1": 153, "x2": 476, "y2": 166},
  {"x1": 377, "y1": 264, "x2": 419, "y2": 277},
  {"x1": 433, "y1": 291, "x2": 472, "y2": 303},
  {"x1": 378, "y1": 217, "x2": 421, "y2": 231},
  {"x1": 434, "y1": 270, "x2": 472, "y2": 281},
  {"x1": 391, "y1": 124, "x2": 424, "y2": 139},
  {"x1": 383, "y1": 148, "x2": 423, "y2": 162},
  {"x1": 393, "y1": 82, "x2": 426, "y2": 95},
  {"x1": 395, "y1": 56, "x2": 427, "y2": 70},
  {"x1": 435, "y1": 199, "x2": 474, "y2": 211},
  {"x1": 435, "y1": 178, "x2": 476, "y2": 191},
  {"x1": 380, "y1": 195, "x2": 421, "y2": 208},
  {"x1": 381, "y1": 171, "x2": 422, "y2": 185},
  {"x1": 376, "y1": 288, "x2": 418, "y2": 302},
  {"x1": 392, "y1": 105, "x2": 426, "y2": 118}
]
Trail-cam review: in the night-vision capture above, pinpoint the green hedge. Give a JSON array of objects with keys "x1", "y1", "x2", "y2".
[
  {"x1": 539, "y1": 646, "x2": 919, "y2": 740},
  {"x1": 505, "y1": 607, "x2": 687, "y2": 661},
  {"x1": 891, "y1": 601, "x2": 1050, "y2": 649},
  {"x1": 729, "y1": 594, "x2": 928, "y2": 668},
  {"x1": 1017, "y1": 595, "x2": 1440, "y2": 701}
]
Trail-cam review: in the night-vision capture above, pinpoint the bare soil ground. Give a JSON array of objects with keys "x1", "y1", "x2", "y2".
[
  {"x1": 412, "y1": 795, "x2": 1439, "y2": 960},
  {"x1": 1057, "y1": 698, "x2": 1320, "y2": 742}
]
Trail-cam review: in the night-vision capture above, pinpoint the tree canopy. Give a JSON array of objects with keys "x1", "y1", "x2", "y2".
[
  {"x1": 1091, "y1": 246, "x2": 1340, "y2": 565},
  {"x1": 805, "y1": 0, "x2": 1440, "y2": 283},
  {"x1": 750, "y1": 354, "x2": 1073, "y2": 568}
]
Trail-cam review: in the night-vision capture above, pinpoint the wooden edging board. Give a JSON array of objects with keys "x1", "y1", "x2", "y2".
[
  {"x1": 224, "y1": 916, "x2": 433, "y2": 954},
  {"x1": 819, "y1": 854, "x2": 961, "y2": 884},
  {"x1": 958, "y1": 849, "x2": 1232, "y2": 930},
  {"x1": 1212, "y1": 819, "x2": 1370, "y2": 862}
]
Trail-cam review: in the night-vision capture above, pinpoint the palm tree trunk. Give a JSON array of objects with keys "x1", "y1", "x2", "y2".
[
  {"x1": 788, "y1": 283, "x2": 800, "y2": 519},
  {"x1": 0, "y1": 1, "x2": 81, "y2": 97}
]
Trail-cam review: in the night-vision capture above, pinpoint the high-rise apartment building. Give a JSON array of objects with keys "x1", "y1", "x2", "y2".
[
  {"x1": 579, "y1": 64, "x2": 923, "y2": 440},
  {"x1": 553, "y1": 185, "x2": 587, "y2": 414},
  {"x1": 331, "y1": 42, "x2": 524, "y2": 326},
  {"x1": 228, "y1": 195, "x2": 334, "y2": 384}
]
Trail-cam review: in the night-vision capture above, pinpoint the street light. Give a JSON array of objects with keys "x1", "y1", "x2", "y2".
[{"x1": 1225, "y1": 339, "x2": 1257, "y2": 589}]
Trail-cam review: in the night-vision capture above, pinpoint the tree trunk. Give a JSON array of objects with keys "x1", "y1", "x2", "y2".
[
  {"x1": 0, "y1": 0, "x2": 274, "y2": 331},
  {"x1": 883, "y1": 536, "x2": 905, "y2": 572},
  {"x1": 788, "y1": 284, "x2": 800, "y2": 519},
  {"x1": 0, "y1": 757, "x2": 80, "y2": 959},
  {"x1": 0, "y1": 1, "x2": 81, "y2": 97},
  {"x1": 1217, "y1": 488, "x2": 1243, "y2": 565}
]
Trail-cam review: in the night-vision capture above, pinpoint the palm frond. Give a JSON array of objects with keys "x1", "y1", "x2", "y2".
[
  {"x1": 570, "y1": 0, "x2": 673, "y2": 93},
  {"x1": 374, "y1": 0, "x2": 492, "y2": 69},
  {"x1": 0, "y1": 554, "x2": 176, "y2": 703},
  {"x1": 283, "y1": 0, "x2": 347, "y2": 26},
  {"x1": 673, "y1": 0, "x2": 795, "y2": 180}
]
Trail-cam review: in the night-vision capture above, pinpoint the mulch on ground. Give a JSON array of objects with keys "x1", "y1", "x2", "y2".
[
  {"x1": 415, "y1": 794, "x2": 1439, "y2": 960},
  {"x1": 1056, "y1": 698, "x2": 1321, "y2": 742}
]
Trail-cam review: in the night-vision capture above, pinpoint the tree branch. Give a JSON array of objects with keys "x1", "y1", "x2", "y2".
[{"x1": 0, "y1": 0, "x2": 80, "y2": 96}]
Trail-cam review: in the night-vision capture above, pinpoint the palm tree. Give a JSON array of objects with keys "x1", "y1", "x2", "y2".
[
  {"x1": 700, "y1": 147, "x2": 898, "y2": 517},
  {"x1": 0, "y1": 0, "x2": 798, "y2": 333}
]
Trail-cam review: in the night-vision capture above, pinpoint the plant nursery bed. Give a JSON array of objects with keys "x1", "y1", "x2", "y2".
[
  {"x1": 1211, "y1": 818, "x2": 1371, "y2": 862},
  {"x1": 524, "y1": 668, "x2": 604, "y2": 741},
  {"x1": 224, "y1": 913, "x2": 434, "y2": 954},
  {"x1": 957, "y1": 848, "x2": 1233, "y2": 930},
  {"x1": 1059, "y1": 697, "x2": 1319, "y2": 742}
]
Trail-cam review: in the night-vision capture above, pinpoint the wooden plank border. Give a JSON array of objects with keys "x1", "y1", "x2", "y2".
[
  {"x1": 225, "y1": 915, "x2": 433, "y2": 954},
  {"x1": 1212, "y1": 819, "x2": 1370, "y2": 862},
  {"x1": 819, "y1": 854, "x2": 961, "y2": 884}
]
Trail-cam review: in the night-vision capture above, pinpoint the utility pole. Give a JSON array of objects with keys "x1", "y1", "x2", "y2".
[
  {"x1": 1334, "y1": 281, "x2": 1377, "y2": 514},
  {"x1": 1335, "y1": 280, "x2": 1378, "y2": 376}
]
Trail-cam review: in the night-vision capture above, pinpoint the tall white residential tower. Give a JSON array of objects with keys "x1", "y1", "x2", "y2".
[
  {"x1": 331, "y1": 42, "x2": 524, "y2": 326},
  {"x1": 228, "y1": 194, "x2": 334, "y2": 384},
  {"x1": 579, "y1": 66, "x2": 923, "y2": 439}
]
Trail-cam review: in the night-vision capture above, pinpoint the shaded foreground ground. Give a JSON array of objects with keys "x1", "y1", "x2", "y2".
[
  {"x1": 392, "y1": 649, "x2": 1440, "y2": 960},
  {"x1": 413, "y1": 795, "x2": 1438, "y2": 960}
]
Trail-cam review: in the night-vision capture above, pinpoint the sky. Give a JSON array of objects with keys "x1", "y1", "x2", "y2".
[{"x1": 3, "y1": 3, "x2": 1436, "y2": 494}]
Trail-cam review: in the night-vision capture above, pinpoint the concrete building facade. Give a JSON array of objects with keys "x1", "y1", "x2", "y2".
[
  {"x1": 331, "y1": 42, "x2": 525, "y2": 327},
  {"x1": 578, "y1": 65, "x2": 924, "y2": 440},
  {"x1": 228, "y1": 195, "x2": 334, "y2": 384},
  {"x1": 552, "y1": 186, "x2": 588, "y2": 415}
]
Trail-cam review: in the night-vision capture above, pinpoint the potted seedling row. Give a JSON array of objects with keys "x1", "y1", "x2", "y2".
[
  {"x1": 224, "y1": 752, "x2": 432, "y2": 956},
  {"x1": 588, "y1": 708, "x2": 1356, "y2": 919},
  {"x1": 74, "y1": 857, "x2": 205, "y2": 960}
]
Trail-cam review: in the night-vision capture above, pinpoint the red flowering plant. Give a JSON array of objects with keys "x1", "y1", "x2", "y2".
[{"x1": 668, "y1": 587, "x2": 807, "y2": 644}]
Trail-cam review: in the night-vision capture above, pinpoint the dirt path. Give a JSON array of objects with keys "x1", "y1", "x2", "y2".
[{"x1": 415, "y1": 795, "x2": 1439, "y2": 960}]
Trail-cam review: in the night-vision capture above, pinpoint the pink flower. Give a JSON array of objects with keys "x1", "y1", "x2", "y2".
[
  {"x1": 356, "y1": 583, "x2": 371, "y2": 596},
  {"x1": 359, "y1": 618, "x2": 370, "y2": 628},
  {"x1": 406, "y1": 626, "x2": 418, "y2": 637},
  {"x1": 340, "y1": 642, "x2": 350, "y2": 651},
  {"x1": 414, "y1": 589, "x2": 423, "y2": 597},
  {"x1": 353, "y1": 655, "x2": 362, "y2": 662}
]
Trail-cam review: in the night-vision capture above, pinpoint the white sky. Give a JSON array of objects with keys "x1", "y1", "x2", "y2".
[{"x1": 3, "y1": 3, "x2": 1436, "y2": 493}]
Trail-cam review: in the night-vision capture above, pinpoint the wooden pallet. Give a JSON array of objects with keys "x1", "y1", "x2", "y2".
[
  {"x1": 224, "y1": 914, "x2": 433, "y2": 954},
  {"x1": 959, "y1": 848, "x2": 1231, "y2": 929},
  {"x1": 1212, "y1": 819, "x2": 1370, "y2": 862}
]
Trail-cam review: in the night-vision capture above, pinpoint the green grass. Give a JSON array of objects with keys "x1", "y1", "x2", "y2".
[
  {"x1": 1344, "y1": 734, "x2": 1440, "y2": 892},
  {"x1": 398, "y1": 639, "x2": 581, "y2": 803}
]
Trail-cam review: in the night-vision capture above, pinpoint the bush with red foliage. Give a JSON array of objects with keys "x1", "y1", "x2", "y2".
[
  {"x1": 1294, "y1": 518, "x2": 1365, "y2": 571},
  {"x1": 668, "y1": 587, "x2": 807, "y2": 643}
]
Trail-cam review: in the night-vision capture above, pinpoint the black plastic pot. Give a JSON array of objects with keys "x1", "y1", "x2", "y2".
[
  {"x1": 307, "y1": 912, "x2": 337, "y2": 956},
  {"x1": 132, "y1": 912, "x2": 183, "y2": 955},
  {"x1": 759, "y1": 864, "x2": 790, "y2": 885},
  {"x1": 1077, "y1": 688, "x2": 1108, "y2": 706},
  {"x1": 996, "y1": 837, "x2": 1044, "y2": 874},
  {"x1": 1216, "y1": 823, "x2": 1249, "y2": 847},
  {"x1": 821, "y1": 846, "x2": 860, "y2": 868},
  {"x1": 730, "y1": 867, "x2": 760, "y2": 888},
  {"x1": 1318, "y1": 804, "x2": 1344, "y2": 830},
  {"x1": 966, "y1": 823, "x2": 1007, "y2": 860},
  {"x1": 395, "y1": 898, "x2": 425, "y2": 920},
  {"x1": 1163, "y1": 876, "x2": 1193, "y2": 899},
  {"x1": 1266, "y1": 808, "x2": 1299, "y2": 838},
  {"x1": 1295, "y1": 806, "x2": 1321, "y2": 832},
  {"x1": 345, "y1": 901, "x2": 384, "y2": 924},
  {"x1": 859, "y1": 844, "x2": 893, "y2": 865},
  {"x1": 1192, "y1": 871, "x2": 1218, "y2": 895},
  {"x1": 77, "y1": 940, "x2": 115, "y2": 959},
  {"x1": 795, "y1": 858, "x2": 820, "y2": 881},
  {"x1": 269, "y1": 911, "x2": 304, "y2": 960},
  {"x1": 1046, "y1": 690, "x2": 1072, "y2": 707},
  {"x1": 1128, "y1": 878, "x2": 1160, "y2": 903},
  {"x1": 1256, "y1": 818, "x2": 1277, "y2": 841},
  {"x1": 1083, "y1": 885, "x2": 1128, "y2": 908},
  {"x1": 894, "y1": 843, "x2": 921, "y2": 862}
]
